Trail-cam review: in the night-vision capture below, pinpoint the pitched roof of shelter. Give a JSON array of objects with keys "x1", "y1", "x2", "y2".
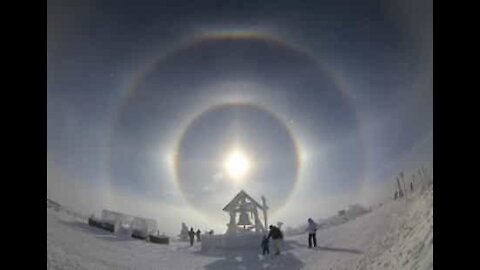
[{"x1": 222, "y1": 190, "x2": 265, "y2": 212}]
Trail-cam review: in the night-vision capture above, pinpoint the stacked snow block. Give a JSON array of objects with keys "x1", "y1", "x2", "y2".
[
  {"x1": 88, "y1": 218, "x2": 103, "y2": 229},
  {"x1": 131, "y1": 230, "x2": 148, "y2": 240},
  {"x1": 88, "y1": 218, "x2": 115, "y2": 232},
  {"x1": 88, "y1": 217, "x2": 102, "y2": 228},
  {"x1": 149, "y1": 235, "x2": 169, "y2": 244},
  {"x1": 101, "y1": 222, "x2": 115, "y2": 232}
]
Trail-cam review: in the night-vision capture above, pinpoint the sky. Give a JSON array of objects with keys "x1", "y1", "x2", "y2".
[{"x1": 47, "y1": 0, "x2": 432, "y2": 235}]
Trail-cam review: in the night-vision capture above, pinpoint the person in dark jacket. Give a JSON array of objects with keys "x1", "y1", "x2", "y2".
[
  {"x1": 260, "y1": 235, "x2": 270, "y2": 255},
  {"x1": 188, "y1": 228, "x2": 195, "y2": 246},
  {"x1": 306, "y1": 218, "x2": 318, "y2": 248},
  {"x1": 196, "y1": 229, "x2": 201, "y2": 242},
  {"x1": 267, "y1": 225, "x2": 283, "y2": 255}
]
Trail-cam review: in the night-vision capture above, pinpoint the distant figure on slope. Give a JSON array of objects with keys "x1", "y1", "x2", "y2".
[
  {"x1": 306, "y1": 218, "x2": 318, "y2": 248},
  {"x1": 261, "y1": 235, "x2": 270, "y2": 255},
  {"x1": 196, "y1": 229, "x2": 201, "y2": 242},
  {"x1": 188, "y1": 228, "x2": 195, "y2": 246},
  {"x1": 394, "y1": 190, "x2": 398, "y2": 200},
  {"x1": 267, "y1": 225, "x2": 283, "y2": 255},
  {"x1": 410, "y1": 182, "x2": 414, "y2": 192}
]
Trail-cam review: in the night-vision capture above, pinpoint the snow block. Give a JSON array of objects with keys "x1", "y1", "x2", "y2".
[
  {"x1": 132, "y1": 230, "x2": 148, "y2": 240},
  {"x1": 100, "y1": 210, "x2": 158, "y2": 236},
  {"x1": 88, "y1": 218, "x2": 102, "y2": 228},
  {"x1": 149, "y1": 235, "x2": 169, "y2": 244},
  {"x1": 87, "y1": 218, "x2": 115, "y2": 232},
  {"x1": 101, "y1": 222, "x2": 115, "y2": 232}
]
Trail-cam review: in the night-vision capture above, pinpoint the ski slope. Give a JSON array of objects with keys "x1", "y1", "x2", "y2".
[{"x1": 47, "y1": 183, "x2": 432, "y2": 270}]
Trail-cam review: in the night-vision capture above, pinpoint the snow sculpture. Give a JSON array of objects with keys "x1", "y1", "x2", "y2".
[
  {"x1": 179, "y1": 222, "x2": 189, "y2": 241},
  {"x1": 99, "y1": 210, "x2": 158, "y2": 237},
  {"x1": 223, "y1": 190, "x2": 268, "y2": 234},
  {"x1": 201, "y1": 190, "x2": 269, "y2": 250}
]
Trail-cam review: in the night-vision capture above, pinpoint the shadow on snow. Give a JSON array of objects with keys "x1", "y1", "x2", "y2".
[{"x1": 193, "y1": 240, "x2": 304, "y2": 270}]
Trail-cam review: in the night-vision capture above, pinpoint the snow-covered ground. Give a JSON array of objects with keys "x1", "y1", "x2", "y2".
[{"x1": 47, "y1": 183, "x2": 432, "y2": 270}]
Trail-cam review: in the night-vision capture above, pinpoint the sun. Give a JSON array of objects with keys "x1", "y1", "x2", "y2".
[{"x1": 224, "y1": 150, "x2": 251, "y2": 180}]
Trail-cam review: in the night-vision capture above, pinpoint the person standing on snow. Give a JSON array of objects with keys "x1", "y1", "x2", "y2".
[
  {"x1": 196, "y1": 229, "x2": 201, "y2": 242},
  {"x1": 260, "y1": 235, "x2": 270, "y2": 255},
  {"x1": 267, "y1": 225, "x2": 283, "y2": 255},
  {"x1": 306, "y1": 218, "x2": 318, "y2": 248},
  {"x1": 188, "y1": 228, "x2": 195, "y2": 246}
]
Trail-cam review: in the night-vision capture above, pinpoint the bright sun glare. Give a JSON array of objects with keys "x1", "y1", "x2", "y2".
[{"x1": 224, "y1": 150, "x2": 251, "y2": 180}]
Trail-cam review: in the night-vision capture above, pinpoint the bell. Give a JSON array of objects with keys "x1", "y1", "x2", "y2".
[{"x1": 237, "y1": 211, "x2": 252, "y2": 226}]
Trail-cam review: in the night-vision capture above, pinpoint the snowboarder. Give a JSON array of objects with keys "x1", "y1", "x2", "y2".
[
  {"x1": 188, "y1": 228, "x2": 195, "y2": 246},
  {"x1": 267, "y1": 225, "x2": 283, "y2": 255},
  {"x1": 261, "y1": 235, "x2": 270, "y2": 255},
  {"x1": 196, "y1": 229, "x2": 201, "y2": 242},
  {"x1": 306, "y1": 218, "x2": 318, "y2": 248}
]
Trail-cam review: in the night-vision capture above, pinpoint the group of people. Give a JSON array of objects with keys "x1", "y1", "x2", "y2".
[
  {"x1": 185, "y1": 219, "x2": 320, "y2": 254},
  {"x1": 260, "y1": 218, "x2": 319, "y2": 256},
  {"x1": 188, "y1": 228, "x2": 202, "y2": 246},
  {"x1": 261, "y1": 225, "x2": 284, "y2": 255}
]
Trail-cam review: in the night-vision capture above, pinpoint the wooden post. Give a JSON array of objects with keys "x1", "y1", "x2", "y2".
[
  {"x1": 396, "y1": 177, "x2": 403, "y2": 198},
  {"x1": 261, "y1": 196, "x2": 268, "y2": 232}
]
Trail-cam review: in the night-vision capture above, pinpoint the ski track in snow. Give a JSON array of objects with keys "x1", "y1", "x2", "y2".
[{"x1": 47, "y1": 183, "x2": 433, "y2": 270}]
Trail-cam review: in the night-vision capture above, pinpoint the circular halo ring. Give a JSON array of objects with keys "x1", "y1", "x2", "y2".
[{"x1": 106, "y1": 32, "x2": 368, "y2": 221}]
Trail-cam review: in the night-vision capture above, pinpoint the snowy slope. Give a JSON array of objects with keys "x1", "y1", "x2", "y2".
[
  {"x1": 285, "y1": 183, "x2": 433, "y2": 270},
  {"x1": 47, "y1": 183, "x2": 432, "y2": 270},
  {"x1": 353, "y1": 187, "x2": 433, "y2": 270}
]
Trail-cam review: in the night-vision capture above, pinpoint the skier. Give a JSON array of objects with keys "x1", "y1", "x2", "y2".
[
  {"x1": 196, "y1": 229, "x2": 201, "y2": 242},
  {"x1": 306, "y1": 218, "x2": 318, "y2": 248},
  {"x1": 260, "y1": 235, "x2": 270, "y2": 255},
  {"x1": 188, "y1": 228, "x2": 195, "y2": 246},
  {"x1": 267, "y1": 225, "x2": 283, "y2": 255},
  {"x1": 410, "y1": 182, "x2": 414, "y2": 192}
]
